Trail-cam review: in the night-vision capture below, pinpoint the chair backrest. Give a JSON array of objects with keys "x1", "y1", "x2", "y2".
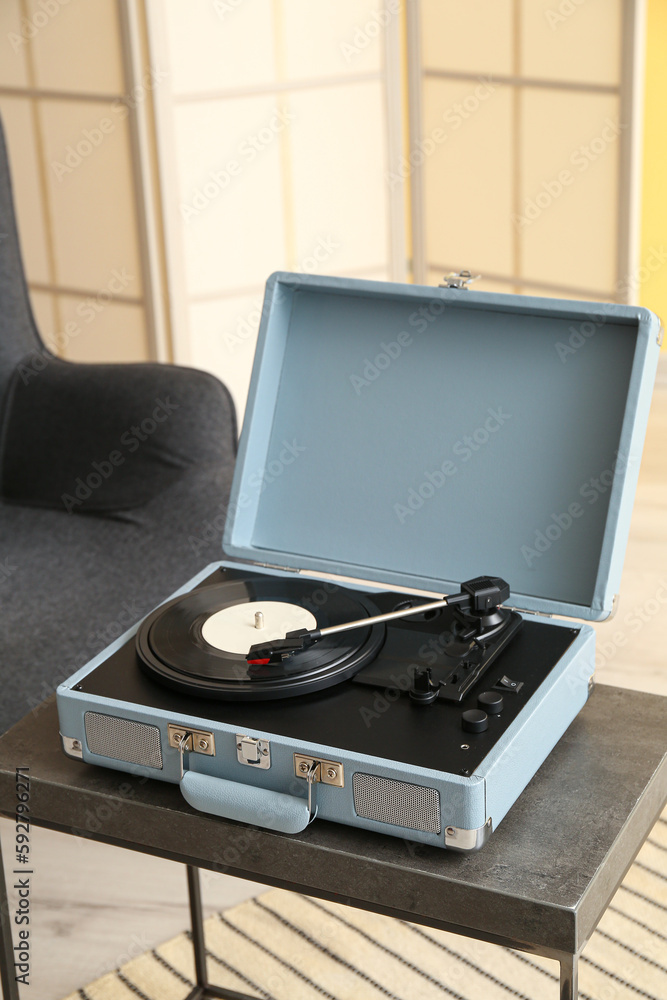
[{"x1": 0, "y1": 116, "x2": 42, "y2": 419}]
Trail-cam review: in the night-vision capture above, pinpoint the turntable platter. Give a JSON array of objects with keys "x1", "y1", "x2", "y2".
[{"x1": 136, "y1": 577, "x2": 386, "y2": 700}]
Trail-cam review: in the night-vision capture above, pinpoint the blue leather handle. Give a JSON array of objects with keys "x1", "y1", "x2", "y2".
[{"x1": 180, "y1": 771, "x2": 310, "y2": 834}]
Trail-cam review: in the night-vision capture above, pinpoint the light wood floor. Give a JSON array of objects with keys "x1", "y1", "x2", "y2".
[{"x1": 1, "y1": 381, "x2": 666, "y2": 1000}]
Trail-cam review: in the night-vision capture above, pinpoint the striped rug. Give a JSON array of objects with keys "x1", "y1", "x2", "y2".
[{"x1": 64, "y1": 811, "x2": 667, "y2": 1000}]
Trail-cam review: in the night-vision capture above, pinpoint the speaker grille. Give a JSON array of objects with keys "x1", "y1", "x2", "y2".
[
  {"x1": 353, "y1": 773, "x2": 440, "y2": 833},
  {"x1": 84, "y1": 712, "x2": 163, "y2": 769}
]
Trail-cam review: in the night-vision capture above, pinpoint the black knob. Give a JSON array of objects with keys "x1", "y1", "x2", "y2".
[
  {"x1": 478, "y1": 691, "x2": 503, "y2": 714},
  {"x1": 410, "y1": 667, "x2": 439, "y2": 705},
  {"x1": 462, "y1": 709, "x2": 488, "y2": 733}
]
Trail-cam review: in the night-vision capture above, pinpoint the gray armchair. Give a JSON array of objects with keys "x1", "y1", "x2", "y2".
[{"x1": 0, "y1": 117, "x2": 237, "y2": 733}]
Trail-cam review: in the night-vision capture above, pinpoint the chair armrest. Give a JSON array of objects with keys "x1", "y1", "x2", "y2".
[{"x1": 0, "y1": 355, "x2": 237, "y2": 513}]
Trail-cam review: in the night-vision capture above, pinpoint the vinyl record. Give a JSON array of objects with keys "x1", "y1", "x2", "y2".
[{"x1": 136, "y1": 577, "x2": 386, "y2": 700}]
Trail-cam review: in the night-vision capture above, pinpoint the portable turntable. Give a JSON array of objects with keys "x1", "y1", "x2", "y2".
[{"x1": 57, "y1": 272, "x2": 661, "y2": 850}]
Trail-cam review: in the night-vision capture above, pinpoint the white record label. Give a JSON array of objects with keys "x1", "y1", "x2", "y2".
[{"x1": 200, "y1": 600, "x2": 317, "y2": 656}]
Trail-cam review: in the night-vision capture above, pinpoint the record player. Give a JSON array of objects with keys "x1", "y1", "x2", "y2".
[{"x1": 56, "y1": 272, "x2": 661, "y2": 850}]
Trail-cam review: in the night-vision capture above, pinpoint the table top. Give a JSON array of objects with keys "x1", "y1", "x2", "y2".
[{"x1": 0, "y1": 686, "x2": 665, "y2": 958}]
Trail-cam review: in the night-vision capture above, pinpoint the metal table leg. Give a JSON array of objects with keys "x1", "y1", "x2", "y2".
[
  {"x1": 187, "y1": 864, "x2": 209, "y2": 990},
  {"x1": 0, "y1": 835, "x2": 20, "y2": 1000},
  {"x1": 558, "y1": 951, "x2": 579, "y2": 1000},
  {"x1": 187, "y1": 865, "x2": 582, "y2": 1000},
  {"x1": 184, "y1": 865, "x2": 259, "y2": 1000}
]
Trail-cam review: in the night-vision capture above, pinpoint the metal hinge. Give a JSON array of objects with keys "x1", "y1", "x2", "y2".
[
  {"x1": 253, "y1": 562, "x2": 300, "y2": 574},
  {"x1": 439, "y1": 270, "x2": 481, "y2": 290},
  {"x1": 506, "y1": 605, "x2": 554, "y2": 618}
]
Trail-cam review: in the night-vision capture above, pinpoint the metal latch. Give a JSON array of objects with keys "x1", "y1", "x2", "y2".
[
  {"x1": 439, "y1": 269, "x2": 481, "y2": 290},
  {"x1": 168, "y1": 724, "x2": 215, "y2": 755},
  {"x1": 236, "y1": 734, "x2": 271, "y2": 769},
  {"x1": 294, "y1": 754, "x2": 344, "y2": 787}
]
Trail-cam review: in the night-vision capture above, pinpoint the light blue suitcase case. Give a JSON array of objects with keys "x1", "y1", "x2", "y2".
[{"x1": 57, "y1": 272, "x2": 661, "y2": 850}]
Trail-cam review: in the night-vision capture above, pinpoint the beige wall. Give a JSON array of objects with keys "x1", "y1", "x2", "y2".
[
  {"x1": 0, "y1": 0, "x2": 405, "y2": 419},
  {"x1": 149, "y1": 0, "x2": 404, "y2": 419},
  {"x1": 413, "y1": 0, "x2": 643, "y2": 302},
  {"x1": 0, "y1": 0, "x2": 155, "y2": 363},
  {"x1": 0, "y1": 1, "x2": 648, "y2": 421}
]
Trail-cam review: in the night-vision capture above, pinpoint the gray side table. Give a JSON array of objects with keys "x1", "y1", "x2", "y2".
[{"x1": 1, "y1": 687, "x2": 665, "y2": 1000}]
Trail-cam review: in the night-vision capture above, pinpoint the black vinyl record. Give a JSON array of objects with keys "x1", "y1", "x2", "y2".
[{"x1": 136, "y1": 577, "x2": 385, "y2": 700}]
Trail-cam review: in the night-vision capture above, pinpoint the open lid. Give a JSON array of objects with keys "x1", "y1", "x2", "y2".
[{"x1": 223, "y1": 273, "x2": 661, "y2": 621}]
